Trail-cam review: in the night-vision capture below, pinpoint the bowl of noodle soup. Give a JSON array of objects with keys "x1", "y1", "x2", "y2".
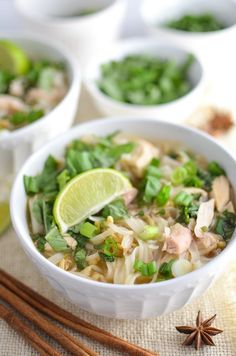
[{"x1": 11, "y1": 117, "x2": 236, "y2": 319}]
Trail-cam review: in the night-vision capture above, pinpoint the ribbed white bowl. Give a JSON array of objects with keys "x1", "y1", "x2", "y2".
[{"x1": 11, "y1": 118, "x2": 236, "y2": 319}]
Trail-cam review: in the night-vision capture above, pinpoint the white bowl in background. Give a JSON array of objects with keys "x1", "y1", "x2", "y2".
[
  {"x1": 11, "y1": 117, "x2": 236, "y2": 319},
  {"x1": 141, "y1": 0, "x2": 236, "y2": 79},
  {"x1": 15, "y1": 0, "x2": 126, "y2": 68},
  {"x1": 0, "y1": 33, "x2": 81, "y2": 176},
  {"x1": 84, "y1": 38, "x2": 206, "y2": 122}
]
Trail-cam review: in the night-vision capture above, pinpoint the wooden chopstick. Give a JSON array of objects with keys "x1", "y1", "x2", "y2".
[
  {"x1": 0, "y1": 284, "x2": 98, "y2": 356},
  {"x1": 0, "y1": 269, "x2": 157, "y2": 356},
  {"x1": 0, "y1": 303, "x2": 61, "y2": 356}
]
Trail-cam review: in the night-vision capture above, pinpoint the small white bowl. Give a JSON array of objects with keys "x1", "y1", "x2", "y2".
[
  {"x1": 84, "y1": 38, "x2": 206, "y2": 122},
  {"x1": 11, "y1": 117, "x2": 236, "y2": 319},
  {"x1": 141, "y1": 0, "x2": 236, "y2": 76},
  {"x1": 0, "y1": 33, "x2": 81, "y2": 175},
  {"x1": 15, "y1": 0, "x2": 126, "y2": 68}
]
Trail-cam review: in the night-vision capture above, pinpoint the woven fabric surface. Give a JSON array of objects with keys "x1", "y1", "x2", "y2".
[{"x1": 1, "y1": 90, "x2": 236, "y2": 356}]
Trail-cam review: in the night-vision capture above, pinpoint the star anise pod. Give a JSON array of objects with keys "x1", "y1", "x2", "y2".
[{"x1": 176, "y1": 311, "x2": 223, "y2": 350}]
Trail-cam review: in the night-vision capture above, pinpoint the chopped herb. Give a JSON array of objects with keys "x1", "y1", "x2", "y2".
[
  {"x1": 99, "y1": 252, "x2": 115, "y2": 262},
  {"x1": 74, "y1": 247, "x2": 87, "y2": 270},
  {"x1": 98, "y1": 54, "x2": 194, "y2": 105},
  {"x1": 208, "y1": 161, "x2": 225, "y2": 177},
  {"x1": 159, "y1": 259, "x2": 176, "y2": 278},
  {"x1": 156, "y1": 185, "x2": 171, "y2": 206},
  {"x1": 215, "y1": 211, "x2": 236, "y2": 241},
  {"x1": 57, "y1": 169, "x2": 70, "y2": 190},
  {"x1": 143, "y1": 176, "x2": 161, "y2": 203},
  {"x1": 103, "y1": 237, "x2": 119, "y2": 257},
  {"x1": 166, "y1": 13, "x2": 225, "y2": 32},
  {"x1": 102, "y1": 199, "x2": 128, "y2": 220},
  {"x1": 45, "y1": 226, "x2": 68, "y2": 252},
  {"x1": 174, "y1": 191, "x2": 194, "y2": 206},
  {"x1": 134, "y1": 259, "x2": 157, "y2": 276},
  {"x1": 178, "y1": 204, "x2": 199, "y2": 225}
]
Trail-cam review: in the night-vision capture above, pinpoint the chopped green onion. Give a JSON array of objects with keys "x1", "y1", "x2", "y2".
[
  {"x1": 134, "y1": 259, "x2": 157, "y2": 276},
  {"x1": 171, "y1": 167, "x2": 188, "y2": 185},
  {"x1": 174, "y1": 191, "x2": 194, "y2": 206},
  {"x1": 159, "y1": 259, "x2": 176, "y2": 278},
  {"x1": 139, "y1": 225, "x2": 160, "y2": 241},
  {"x1": 79, "y1": 222, "x2": 98, "y2": 238},
  {"x1": 184, "y1": 176, "x2": 203, "y2": 188},
  {"x1": 74, "y1": 247, "x2": 87, "y2": 270},
  {"x1": 103, "y1": 237, "x2": 119, "y2": 257},
  {"x1": 147, "y1": 261, "x2": 157, "y2": 275},
  {"x1": 183, "y1": 160, "x2": 197, "y2": 176},
  {"x1": 156, "y1": 185, "x2": 171, "y2": 206}
]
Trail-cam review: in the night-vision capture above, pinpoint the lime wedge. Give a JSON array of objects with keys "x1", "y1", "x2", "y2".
[
  {"x1": 0, "y1": 40, "x2": 30, "y2": 75},
  {"x1": 54, "y1": 168, "x2": 132, "y2": 233},
  {"x1": 0, "y1": 201, "x2": 11, "y2": 235}
]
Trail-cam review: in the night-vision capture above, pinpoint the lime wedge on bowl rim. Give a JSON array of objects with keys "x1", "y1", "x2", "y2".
[
  {"x1": 0, "y1": 201, "x2": 11, "y2": 235},
  {"x1": 54, "y1": 168, "x2": 132, "y2": 233},
  {"x1": 0, "y1": 40, "x2": 30, "y2": 75}
]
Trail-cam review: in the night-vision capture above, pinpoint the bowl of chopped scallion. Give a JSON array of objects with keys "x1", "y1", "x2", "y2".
[{"x1": 85, "y1": 38, "x2": 205, "y2": 122}]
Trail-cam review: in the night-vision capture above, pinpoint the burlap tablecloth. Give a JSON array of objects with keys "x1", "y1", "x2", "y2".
[{"x1": 1, "y1": 88, "x2": 236, "y2": 355}]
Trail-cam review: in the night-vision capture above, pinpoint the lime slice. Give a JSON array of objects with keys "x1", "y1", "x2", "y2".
[
  {"x1": 0, "y1": 201, "x2": 11, "y2": 235},
  {"x1": 54, "y1": 168, "x2": 132, "y2": 233},
  {"x1": 0, "y1": 40, "x2": 30, "y2": 75}
]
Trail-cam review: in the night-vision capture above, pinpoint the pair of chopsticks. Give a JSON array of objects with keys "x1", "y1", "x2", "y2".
[{"x1": 0, "y1": 269, "x2": 157, "y2": 355}]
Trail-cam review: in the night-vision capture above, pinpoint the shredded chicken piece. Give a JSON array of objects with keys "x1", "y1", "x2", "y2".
[
  {"x1": 9, "y1": 78, "x2": 25, "y2": 97},
  {"x1": 163, "y1": 223, "x2": 192, "y2": 255},
  {"x1": 194, "y1": 199, "x2": 215, "y2": 238},
  {"x1": 26, "y1": 88, "x2": 66, "y2": 110},
  {"x1": 120, "y1": 139, "x2": 159, "y2": 177},
  {"x1": 122, "y1": 187, "x2": 138, "y2": 206},
  {"x1": 195, "y1": 232, "x2": 221, "y2": 256},
  {"x1": 212, "y1": 176, "x2": 230, "y2": 212},
  {"x1": 63, "y1": 234, "x2": 77, "y2": 250},
  {"x1": 0, "y1": 95, "x2": 28, "y2": 116}
]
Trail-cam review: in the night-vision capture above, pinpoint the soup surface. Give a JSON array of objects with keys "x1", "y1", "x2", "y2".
[{"x1": 25, "y1": 132, "x2": 236, "y2": 284}]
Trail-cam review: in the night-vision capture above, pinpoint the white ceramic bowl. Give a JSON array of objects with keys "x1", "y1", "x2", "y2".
[
  {"x1": 0, "y1": 33, "x2": 81, "y2": 176},
  {"x1": 11, "y1": 117, "x2": 236, "y2": 319},
  {"x1": 15, "y1": 0, "x2": 126, "y2": 68},
  {"x1": 84, "y1": 38, "x2": 206, "y2": 123},
  {"x1": 141, "y1": 0, "x2": 236, "y2": 78}
]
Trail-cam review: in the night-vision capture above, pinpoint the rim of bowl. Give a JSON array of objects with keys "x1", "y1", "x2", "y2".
[
  {"x1": 140, "y1": 1, "x2": 236, "y2": 36},
  {"x1": 15, "y1": 0, "x2": 125, "y2": 25},
  {"x1": 84, "y1": 37, "x2": 206, "y2": 111},
  {"x1": 10, "y1": 117, "x2": 236, "y2": 290},
  {"x1": 0, "y1": 31, "x2": 81, "y2": 143}
]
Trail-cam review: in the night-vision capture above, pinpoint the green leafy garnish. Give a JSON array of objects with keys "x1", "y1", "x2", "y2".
[
  {"x1": 215, "y1": 211, "x2": 236, "y2": 241},
  {"x1": 134, "y1": 260, "x2": 157, "y2": 276},
  {"x1": 208, "y1": 161, "x2": 225, "y2": 177},
  {"x1": 102, "y1": 199, "x2": 128, "y2": 220},
  {"x1": 158, "y1": 259, "x2": 176, "y2": 279},
  {"x1": 74, "y1": 247, "x2": 87, "y2": 270},
  {"x1": 98, "y1": 54, "x2": 194, "y2": 105},
  {"x1": 45, "y1": 226, "x2": 68, "y2": 252},
  {"x1": 166, "y1": 13, "x2": 225, "y2": 32},
  {"x1": 174, "y1": 191, "x2": 194, "y2": 207},
  {"x1": 156, "y1": 185, "x2": 171, "y2": 206}
]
